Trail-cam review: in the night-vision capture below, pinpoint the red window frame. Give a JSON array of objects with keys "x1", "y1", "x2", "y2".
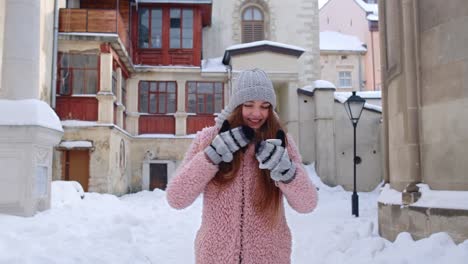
[
  {"x1": 57, "y1": 53, "x2": 99, "y2": 96},
  {"x1": 169, "y1": 8, "x2": 193, "y2": 49},
  {"x1": 139, "y1": 81, "x2": 177, "y2": 114},
  {"x1": 138, "y1": 7, "x2": 163, "y2": 49},
  {"x1": 186, "y1": 81, "x2": 224, "y2": 114},
  {"x1": 137, "y1": 7, "x2": 194, "y2": 50}
]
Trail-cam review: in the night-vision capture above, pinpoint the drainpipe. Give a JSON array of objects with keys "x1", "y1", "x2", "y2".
[
  {"x1": 51, "y1": 0, "x2": 59, "y2": 108},
  {"x1": 370, "y1": 31, "x2": 376, "y2": 91},
  {"x1": 358, "y1": 52, "x2": 363, "y2": 91},
  {"x1": 227, "y1": 64, "x2": 232, "y2": 96}
]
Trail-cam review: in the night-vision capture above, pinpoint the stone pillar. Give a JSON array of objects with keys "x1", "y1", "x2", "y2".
[
  {"x1": 285, "y1": 82, "x2": 300, "y2": 141},
  {"x1": 1, "y1": 0, "x2": 40, "y2": 99},
  {"x1": 175, "y1": 79, "x2": 187, "y2": 135},
  {"x1": 115, "y1": 68, "x2": 125, "y2": 128},
  {"x1": 0, "y1": 0, "x2": 64, "y2": 216},
  {"x1": 97, "y1": 52, "x2": 115, "y2": 123},
  {"x1": 0, "y1": 101, "x2": 63, "y2": 216},
  {"x1": 125, "y1": 78, "x2": 140, "y2": 135},
  {"x1": 314, "y1": 83, "x2": 337, "y2": 186},
  {"x1": 400, "y1": 0, "x2": 421, "y2": 188},
  {"x1": 126, "y1": 113, "x2": 140, "y2": 135}
]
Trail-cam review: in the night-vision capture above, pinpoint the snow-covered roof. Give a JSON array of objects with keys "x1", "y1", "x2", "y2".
[
  {"x1": 367, "y1": 13, "x2": 378, "y2": 21},
  {"x1": 0, "y1": 99, "x2": 63, "y2": 132},
  {"x1": 226, "y1": 40, "x2": 305, "y2": 52},
  {"x1": 318, "y1": 0, "x2": 329, "y2": 9},
  {"x1": 201, "y1": 57, "x2": 227, "y2": 73},
  {"x1": 299, "y1": 80, "x2": 336, "y2": 95},
  {"x1": 223, "y1": 40, "x2": 305, "y2": 65},
  {"x1": 335, "y1": 91, "x2": 381, "y2": 99},
  {"x1": 320, "y1": 31, "x2": 367, "y2": 53},
  {"x1": 354, "y1": 0, "x2": 378, "y2": 14},
  {"x1": 334, "y1": 91, "x2": 382, "y2": 113},
  {"x1": 58, "y1": 140, "x2": 93, "y2": 149},
  {"x1": 136, "y1": 0, "x2": 211, "y2": 4}
]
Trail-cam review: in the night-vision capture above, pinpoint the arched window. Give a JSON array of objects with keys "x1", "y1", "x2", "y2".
[{"x1": 242, "y1": 6, "x2": 264, "y2": 43}]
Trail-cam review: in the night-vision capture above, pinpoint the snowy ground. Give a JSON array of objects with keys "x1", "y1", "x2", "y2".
[{"x1": 0, "y1": 165, "x2": 467, "y2": 264}]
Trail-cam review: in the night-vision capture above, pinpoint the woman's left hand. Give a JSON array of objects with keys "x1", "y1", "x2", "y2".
[{"x1": 255, "y1": 130, "x2": 296, "y2": 183}]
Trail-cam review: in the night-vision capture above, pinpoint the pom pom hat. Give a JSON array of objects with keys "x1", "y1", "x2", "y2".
[{"x1": 215, "y1": 68, "x2": 277, "y2": 128}]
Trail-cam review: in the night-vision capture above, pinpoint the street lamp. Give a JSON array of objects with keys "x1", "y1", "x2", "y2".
[{"x1": 344, "y1": 91, "x2": 366, "y2": 217}]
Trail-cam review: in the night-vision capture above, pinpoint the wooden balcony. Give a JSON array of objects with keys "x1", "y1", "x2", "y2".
[
  {"x1": 186, "y1": 115, "x2": 215, "y2": 134},
  {"x1": 55, "y1": 96, "x2": 98, "y2": 121},
  {"x1": 59, "y1": 8, "x2": 130, "y2": 54},
  {"x1": 139, "y1": 115, "x2": 176, "y2": 134}
]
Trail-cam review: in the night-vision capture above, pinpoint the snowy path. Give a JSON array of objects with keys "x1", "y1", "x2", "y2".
[{"x1": 0, "y1": 165, "x2": 467, "y2": 264}]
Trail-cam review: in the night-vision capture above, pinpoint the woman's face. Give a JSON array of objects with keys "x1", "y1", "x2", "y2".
[{"x1": 241, "y1": 100, "x2": 271, "y2": 130}]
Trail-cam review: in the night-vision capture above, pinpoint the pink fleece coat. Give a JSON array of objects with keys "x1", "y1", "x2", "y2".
[{"x1": 166, "y1": 126, "x2": 318, "y2": 264}]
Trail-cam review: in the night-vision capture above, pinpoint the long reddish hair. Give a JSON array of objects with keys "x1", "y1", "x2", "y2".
[{"x1": 213, "y1": 105, "x2": 287, "y2": 224}]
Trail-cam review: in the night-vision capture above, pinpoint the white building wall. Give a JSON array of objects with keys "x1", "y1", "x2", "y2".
[
  {"x1": 39, "y1": 0, "x2": 55, "y2": 104},
  {"x1": 203, "y1": 0, "x2": 320, "y2": 86},
  {"x1": 319, "y1": 0, "x2": 381, "y2": 90},
  {"x1": 320, "y1": 0, "x2": 368, "y2": 42},
  {"x1": 320, "y1": 52, "x2": 363, "y2": 91}
]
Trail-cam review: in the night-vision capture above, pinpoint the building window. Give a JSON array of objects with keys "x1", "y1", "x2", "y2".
[
  {"x1": 139, "y1": 8, "x2": 163, "y2": 48},
  {"x1": 66, "y1": 0, "x2": 80, "y2": 8},
  {"x1": 170, "y1": 9, "x2": 193, "y2": 49},
  {"x1": 242, "y1": 6, "x2": 264, "y2": 43},
  {"x1": 338, "y1": 71, "x2": 352, "y2": 88},
  {"x1": 139, "y1": 81, "x2": 177, "y2": 114},
  {"x1": 186, "y1": 82, "x2": 223, "y2": 114},
  {"x1": 58, "y1": 53, "x2": 98, "y2": 95},
  {"x1": 138, "y1": 8, "x2": 193, "y2": 49}
]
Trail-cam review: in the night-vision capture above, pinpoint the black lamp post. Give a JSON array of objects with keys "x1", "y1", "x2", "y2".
[{"x1": 344, "y1": 91, "x2": 366, "y2": 217}]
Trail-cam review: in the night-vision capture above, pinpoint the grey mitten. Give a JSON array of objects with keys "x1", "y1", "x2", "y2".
[
  {"x1": 255, "y1": 130, "x2": 296, "y2": 183},
  {"x1": 204, "y1": 120, "x2": 254, "y2": 165}
]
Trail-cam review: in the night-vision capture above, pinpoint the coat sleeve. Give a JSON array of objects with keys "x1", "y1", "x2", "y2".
[
  {"x1": 277, "y1": 134, "x2": 318, "y2": 213},
  {"x1": 166, "y1": 129, "x2": 219, "y2": 209}
]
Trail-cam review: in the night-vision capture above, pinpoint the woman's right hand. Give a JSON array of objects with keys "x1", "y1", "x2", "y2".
[{"x1": 204, "y1": 120, "x2": 254, "y2": 165}]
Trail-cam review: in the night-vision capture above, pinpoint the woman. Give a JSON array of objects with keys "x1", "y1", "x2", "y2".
[{"x1": 166, "y1": 69, "x2": 318, "y2": 264}]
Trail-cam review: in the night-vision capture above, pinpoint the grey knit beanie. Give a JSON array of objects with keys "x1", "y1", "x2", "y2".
[{"x1": 215, "y1": 68, "x2": 276, "y2": 128}]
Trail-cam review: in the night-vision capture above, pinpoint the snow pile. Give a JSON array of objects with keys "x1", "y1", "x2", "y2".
[{"x1": 51, "y1": 181, "x2": 85, "y2": 208}]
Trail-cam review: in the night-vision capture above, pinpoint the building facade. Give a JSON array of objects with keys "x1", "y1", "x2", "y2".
[
  {"x1": 320, "y1": 31, "x2": 367, "y2": 91},
  {"x1": 320, "y1": 0, "x2": 381, "y2": 91},
  {"x1": 0, "y1": 0, "x2": 386, "y2": 217},
  {"x1": 50, "y1": 0, "x2": 320, "y2": 195},
  {"x1": 378, "y1": 0, "x2": 468, "y2": 243}
]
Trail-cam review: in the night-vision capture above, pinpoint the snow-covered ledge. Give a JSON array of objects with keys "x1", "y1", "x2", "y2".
[
  {"x1": 378, "y1": 184, "x2": 468, "y2": 243},
  {"x1": 0, "y1": 99, "x2": 63, "y2": 216}
]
